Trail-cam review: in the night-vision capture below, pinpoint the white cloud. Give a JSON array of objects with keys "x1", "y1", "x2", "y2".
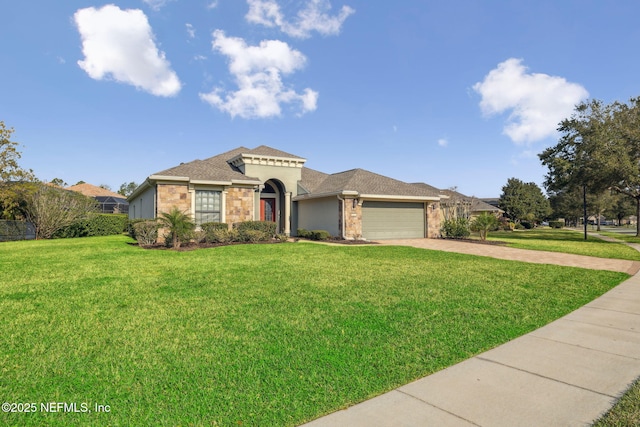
[
  {"x1": 473, "y1": 58, "x2": 588, "y2": 144},
  {"x1": 74, "y1": 5, "x2": 181, "y2": 97},
  {"x1": 246, "y1": 0, "x2": 354, "y2": 39},
  {"x1": 437, "y1": 138, "x2": 448, "y2": 147},
  {"x1": 186, "y1": 23, "x2": 196, "y2": 39},
  {"x1": 207, "y1": 1, "x2": 219, "y2": 9},
  {"x1": 199, "y1": 30, "x2": 318, "y2": 118},
  {"x1": 142, "y1": 0, "x2": 174, "y2": 11}
]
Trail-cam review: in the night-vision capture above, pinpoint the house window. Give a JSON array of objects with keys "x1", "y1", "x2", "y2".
[{"x1": 195, "y1": 190, "x2": 221, "y2": 225}]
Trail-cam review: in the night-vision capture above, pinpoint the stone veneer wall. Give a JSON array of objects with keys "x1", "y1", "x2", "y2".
[
  {"x1": 157, "y1": 184, "x2": 191, "y2": 215},
  {"x1": 427, "y1": 201, "x2": 441, "y2": 238},
  {"x1": 343, "y1": 198, "x2": 362, "y2": 240},
  {"x1": 156, "y1": 184, "x2": 191, "y2": 243},
  {"x1": 225, "y1": 187, "x2": 254, "y2": 226}
]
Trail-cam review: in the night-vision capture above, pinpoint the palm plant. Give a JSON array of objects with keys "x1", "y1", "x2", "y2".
[
  {"x1": 158, "y1": 206, "x2": 195, "y2": 249},
  {"x1": 470, "y1": 212, "x2": 499, "y2": 241}
]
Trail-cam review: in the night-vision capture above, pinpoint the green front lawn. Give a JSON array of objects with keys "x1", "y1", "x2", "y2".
[
  {"x1": 0, "y1": 236, "x2": 629, "y2": 426},
  {"x1": 486, "y1": 228, "x2": 640, "y2": 260}
]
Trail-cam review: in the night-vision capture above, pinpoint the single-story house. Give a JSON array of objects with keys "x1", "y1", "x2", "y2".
[
  {"x1": 67, "y1": 183, "x2": 129, "y2": 214},
  {"x1": 439, "y1": 189, "x2": 504, "y2": 219},
  {"x1": 128, "y1": 145, "x2": 445, "y2": 239}
]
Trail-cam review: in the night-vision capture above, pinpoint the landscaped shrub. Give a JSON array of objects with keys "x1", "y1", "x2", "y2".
[
  {"x1": 54, "y1": 214, "x2": 128, "y2": 238},
  {"x1": 441, "y1": 217, "x2": 470, "y2": 239},
  {"x1": 207, "y1": 228, "x2": 233, "y2": 243},
  {"x1": 201, "y1": 222, "x2": 229, "y2": 242},
  {"x1": 310, "y1": 230, "x2": 331, "y2": 240},
  {"x1": 497, "y1": 217, "x2": 514, "y2": 231},
  {"x1": 296, "y1": 228, "x2": 331, "y2": 240},
  {"x1": 133, "y1": 220, "x2": 160, "y2": 246},
  {"x1": 470, "y1": 213, "x2": 499, "y2": 241},
  {"x1": 548, "y1": 221, "x2": 564, "y2": 229},
  {"x1": 85, "y1": 214, "x2": 128, "y2": 236},
  {"x1": 158, "y1": 207, "x2": 196, "y2": 249},
  {"x1": 238, "y1": 229, "x2": 266, "y2": 243},
  {"x1": 520, "y1": 221, "x2": 534, "y2": 229},
  {"x1": 234, "y1": 221, "x2": 276, "y2": 242},
  {"x1": 128, "y1": 218, "x2": 147, "y2": 240}
]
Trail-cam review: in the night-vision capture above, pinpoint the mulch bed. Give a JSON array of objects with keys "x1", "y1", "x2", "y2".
[{"x1": 130, "y1": 237, "x2": 378, "y2": 251}]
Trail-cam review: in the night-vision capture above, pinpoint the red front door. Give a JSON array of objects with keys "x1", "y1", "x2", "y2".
[{"x1": 260, "y1": 199, "x2": 276, "y2": 222}]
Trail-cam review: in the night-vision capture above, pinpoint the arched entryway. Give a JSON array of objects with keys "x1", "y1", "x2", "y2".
[{"x1": 260, "y1": 179, "x2": 286, "y2": 233}]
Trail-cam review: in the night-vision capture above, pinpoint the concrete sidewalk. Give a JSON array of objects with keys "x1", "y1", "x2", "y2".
[{"x1": 301, "y1": 239, "x2": 640, "y2": 426}]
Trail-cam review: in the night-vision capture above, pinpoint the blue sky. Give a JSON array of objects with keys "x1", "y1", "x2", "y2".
[{"x1": 3, "y1": 1, "x2": 640, "y2": 197}]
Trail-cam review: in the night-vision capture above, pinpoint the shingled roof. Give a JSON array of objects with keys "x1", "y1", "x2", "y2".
[
  {"x1": 152, "y1": 145, "x2": 304, "y2": 183},
  {"x1": 67, "y1": 183, "x2": 124, "y2": 199},
  {"x1": 153, "y1": 146, "x2": 257, "y2": 182},
  {"x1": 440, "y1": 189, "x2": 503, "y2": 213},
  {"x1": 144, "y1": 145, "x2": 443, "y2": 201},
  {"x1": 295, "y1": 168, "x2": 440, "y2": 200}
]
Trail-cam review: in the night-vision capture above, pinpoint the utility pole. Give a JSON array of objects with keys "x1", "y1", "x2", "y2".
[{"x1": 583, "y1": 184, "x2": 588, "y2": 241}]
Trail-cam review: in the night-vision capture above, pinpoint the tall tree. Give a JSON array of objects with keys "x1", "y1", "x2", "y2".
[
  {"x1": 118, "y1": 181, "x2": 138, "y2": 198},
  {"x1": 25, "y1": 184, "x2": 98, "y2": 239},
  {"x1": 498, "y1": 178, "x2": 551, "y2": 224},
  {"x1": 540, "y1": 97, "x2": 640, "y2": 236},
  {"x1": 0, "y1": 121, "x2": 36, "y2": 219},
  {"x1": 50, "y1": 178, "x2": 68, "y2": 188},
  {"x1": 548, "y1": 188, "x2": 583, "y2": 227},
  {"x1": 606, "y1": 193, "x2": 636, "y2": 226}
]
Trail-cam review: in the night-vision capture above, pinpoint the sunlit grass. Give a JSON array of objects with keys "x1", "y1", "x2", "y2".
[
  {"x1": 0, "y1": 235, "x2": 629, "y2": 426},
  {"x1": 593, "y1": 377, "x2": 640, "y2": 427},
  {"x1": 484, "y1": 228, "x2": 640, "y2": 260}
]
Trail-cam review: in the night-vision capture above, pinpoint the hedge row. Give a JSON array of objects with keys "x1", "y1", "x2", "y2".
[
  {"x1": 54, "y1": 214, "x2": 128, "y2": 238},
  {"x1": 297, "y1": 229, "x2": 331, "y2": 241},
  {"x1": 130, "y1": 220, "x2": 283, "y2": 246}
]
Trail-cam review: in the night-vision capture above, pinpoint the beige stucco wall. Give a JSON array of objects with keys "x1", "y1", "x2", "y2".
[
  {"x1": 242, "y1": 163, "x2": 302, "y2": 196},
  {"x1": 226, "y1": 187, "x2": 255, "y2": 226},
  {"x1": 128, "y1": 185, "x2": 156, "y2": 219},
  {"x1": 297, "y1": 197, "x2": 340, "y2": 237}
]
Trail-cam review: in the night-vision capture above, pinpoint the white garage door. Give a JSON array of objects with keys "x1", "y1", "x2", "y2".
[{"x1": 361, "y1": 201, "x2": 425, "y2": 240}]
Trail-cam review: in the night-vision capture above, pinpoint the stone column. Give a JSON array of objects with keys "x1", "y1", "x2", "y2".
[{"x1": 221, "y1": 190, "x2": 227, "y2": 223}]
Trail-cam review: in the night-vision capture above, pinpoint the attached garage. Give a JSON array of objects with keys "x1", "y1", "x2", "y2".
[{"x1": 361, "y1": 201, "x2": 425, "y2": 239}]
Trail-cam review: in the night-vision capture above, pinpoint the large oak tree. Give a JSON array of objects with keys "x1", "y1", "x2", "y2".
[{"x1": 540, "y1": 97, "x2": 640, "y2": 236}]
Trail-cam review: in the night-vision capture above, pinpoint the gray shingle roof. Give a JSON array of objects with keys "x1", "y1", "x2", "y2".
[
  {"x1": 295, "y1": 168, "x2": 440, "y2": 200},
  {"x1": 439, "y1": 189, "x2": 503, "y2": 213},
  {"x1": 152, "y1": 145, "x2": 305, "y2": 183},
  {"x1": 244, "y1": 145, "x2": 304, "y2": 159},
  {"x1": 150, "y1": 146, "x2": 444, "y2": 201},
  {"x1": 153, "y1": 146, "x2": 257, "y2": 182},
  {"x1": 299, "y1": 167, "x2": 330, "y2": 193}
]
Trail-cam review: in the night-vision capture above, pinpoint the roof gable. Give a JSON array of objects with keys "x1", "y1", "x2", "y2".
[{"x1": 67, "y1": 183, "x2": 123, "y2": 198}]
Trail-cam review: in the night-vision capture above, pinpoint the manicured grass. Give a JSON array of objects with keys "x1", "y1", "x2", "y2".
[
  {"x1": 485, "y1": 228, "x2": 640, "y2": 261},
  {"x1": 599, "y1": 231, "x2": 640, "y2": 245},
  {"x1": 593, "y1": 377, "x2": 640, "y2": 426},
  {"x1": 0, "y1": 236, "x2": 629, "y2": 426}
]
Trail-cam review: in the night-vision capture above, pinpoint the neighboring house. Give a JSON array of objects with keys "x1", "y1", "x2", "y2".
[
  {"x1": 67, "y1": 183, "x2": 129, "y2": 214},
  {"x1": 128, "y1": 145, "x2": 445, "y2": 240},
  {"x1": 411, "y1": 185, "x2": 503, "y2": 222}
]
